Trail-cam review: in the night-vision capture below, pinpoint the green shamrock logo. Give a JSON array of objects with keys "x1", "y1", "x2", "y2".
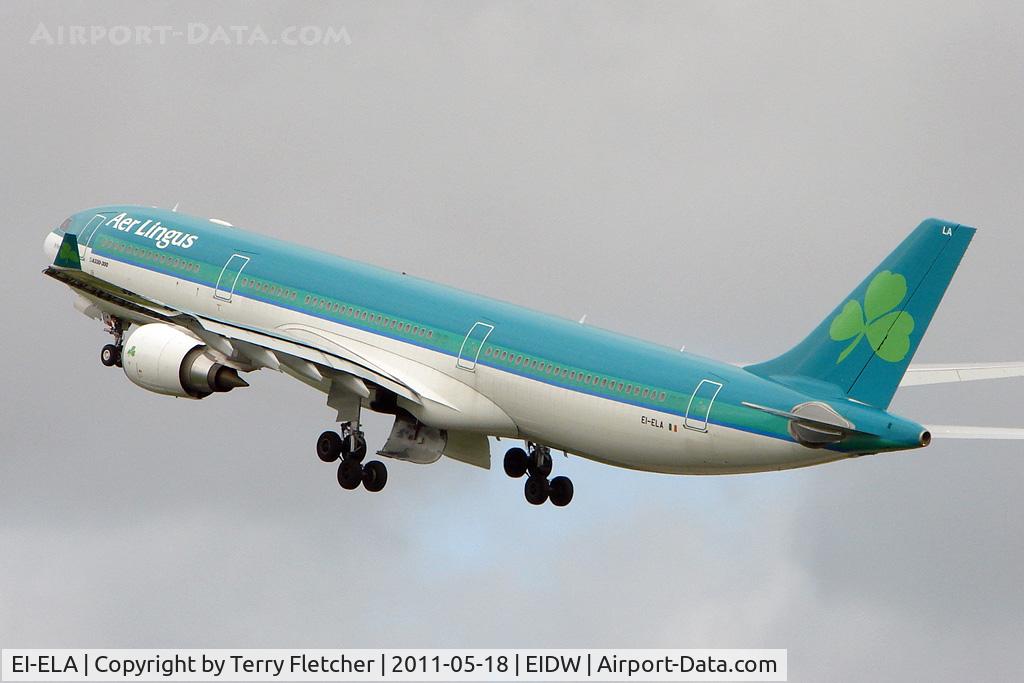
[
  {"x1": 126, "y1": 346, "x2": 137, "y2": 358},
  {"x1": 829, "y1": 271, "x2": 915, "y2": 364}
]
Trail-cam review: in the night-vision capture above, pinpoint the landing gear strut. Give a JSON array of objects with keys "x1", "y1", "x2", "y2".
[
  {"x1": 315, "y1": 421, "x2": 387, "y2": 493},
  {"x1": 99, "y1": 315, "x2": 125, "y2": 368},
  {"x1": 504, "y1": 442, "x2": 573, "y2": 506}
]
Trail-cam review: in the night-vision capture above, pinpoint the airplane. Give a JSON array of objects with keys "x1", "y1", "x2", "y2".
[{"x1": 43, "y1": 207, "x2": 1024, "y2": 506}]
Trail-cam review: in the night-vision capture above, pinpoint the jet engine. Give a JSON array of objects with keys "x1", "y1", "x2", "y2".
[{"x1": 121, "y1": 323, "x2": 248, "y2": 399}]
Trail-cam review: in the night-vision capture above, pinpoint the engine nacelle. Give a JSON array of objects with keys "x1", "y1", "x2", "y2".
[{"x1": 121, "y1": 323, "x2": 248, "y2": 399}]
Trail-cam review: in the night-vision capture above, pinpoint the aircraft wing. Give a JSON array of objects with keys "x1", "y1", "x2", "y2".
[
  {"x1": 167, "y1": 312, "x2": 429, "y2": 407},
  {"x1": 47, "y1": 254, "x2": 509, "y2": 438},
  {"x1": 44, "y1": 263, "x2": 429, "y2": 407},
  {"x1": 900, "y1": 362, "x2": 1024, "y2": 386}
]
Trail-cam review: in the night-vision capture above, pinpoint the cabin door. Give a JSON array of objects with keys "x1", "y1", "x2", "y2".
[
  {"x1": 456, "y1": 321, "x2": 494, "y2": 371},
  {"x1": 77, "y1": 214, "x2": 107, "y2": 259},
  {"x1": 214, "y1": 253, "x2": 250, "y2": 302},
  {"x1": 684, "y1": 379, "x2": 724, "y2": 432}
]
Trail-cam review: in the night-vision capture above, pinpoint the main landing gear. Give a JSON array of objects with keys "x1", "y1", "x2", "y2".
[
  {"x1": 316, "y1": 422, "x2": 388, "y2": 493},
  {"x1": 503, "y1": 443, "x2": 574, "y2": 507},
  {"x1": 99, "y1": 315, "x2": 125, "y2": 368}
]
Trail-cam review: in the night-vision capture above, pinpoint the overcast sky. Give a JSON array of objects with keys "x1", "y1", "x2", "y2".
[{"x1": 2, "y1": 1, "x2": 1022, "y2": 680}]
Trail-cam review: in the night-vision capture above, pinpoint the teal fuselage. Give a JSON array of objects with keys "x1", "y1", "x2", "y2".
[{"x1": 51, "y1": 205, "x2": 930, "y2": 473}]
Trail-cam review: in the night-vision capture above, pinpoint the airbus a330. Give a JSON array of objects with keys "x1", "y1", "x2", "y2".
[{"x1": 43, "y1": 207, "x2": 1024, "y2": 506}]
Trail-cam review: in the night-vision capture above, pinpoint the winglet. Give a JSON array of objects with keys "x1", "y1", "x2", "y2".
[{"x1": 53, "y1": 233, "x2": 82, "y2": 270}]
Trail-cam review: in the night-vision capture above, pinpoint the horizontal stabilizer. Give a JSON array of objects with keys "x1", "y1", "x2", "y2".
[
  {"x1": 742, "y1": 401, "x2": 875, "y2": 447},
  {"x1": 901, "y1": 362, "x2": 1024, "y2": 387},
  {"x1": 927, "y1": 425, "x2": 1024, "y2": 440}
]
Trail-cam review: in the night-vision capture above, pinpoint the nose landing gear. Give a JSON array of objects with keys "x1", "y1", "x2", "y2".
[
  {"x1": 98, "y1": 315, "x2": 125, "y2": 368},
  {"x1": 100, "y1": 343, "x2": 121, "y2": 367},
  {"x1": 504, "y1": 443, "x2": 574, "y2": 506},
  {"x1": 316, "y1": 422, "x2": 388, "y2": 493}
]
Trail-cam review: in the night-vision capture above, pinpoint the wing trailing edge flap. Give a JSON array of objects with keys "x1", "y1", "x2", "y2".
[
  {"x1": 170, "y1": 314, "x2": 423, "y2": 406},
  {"x1": 276, "y1": 323, "x2": 460, "y2": 411},
  {"x1": 900, "y1": 362, "x2": 1024, "y2": 387}
]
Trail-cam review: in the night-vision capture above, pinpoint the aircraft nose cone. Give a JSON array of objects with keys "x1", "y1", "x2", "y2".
[{"x1": 43, "y1": 231, "x2": 62, "y2": 262}]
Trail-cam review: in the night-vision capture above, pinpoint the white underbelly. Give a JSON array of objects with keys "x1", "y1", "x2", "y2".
[{"x1": 86, "y1": 251, "x2": 841, "y2": 475}]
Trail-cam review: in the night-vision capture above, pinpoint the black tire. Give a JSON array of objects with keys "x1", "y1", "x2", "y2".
[
  {"x1": 341, "y1": 433, "x2": 367, "y2": 463},
  {"x1": 316, "y1": 431, "x2": 343, "y2": 463},
  {"x1": 549, "y1": 476, "x2": 574, "y2": 507},
  {"x1": 100, "y1": 344, "x2": 119, "y2": 367},
  {"x1": 503, "y1": 447, "x2": 529, "y2": 478},
  {"x1": 362, "y1": 460, "x2": 388, "y2": 492},
  {"x1": 527, "y1": 448, "x2": 553, "y2": 478},
  {"x1": 337, "y1": 459, "x2": 363, "y2": 490},
  {"x1": 524, "y1": 476, "x2": 549, "y2": 505}
]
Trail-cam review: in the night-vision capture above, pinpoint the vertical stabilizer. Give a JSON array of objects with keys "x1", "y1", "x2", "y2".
[{"x1": 746, "y1": 219, "x2": 975, "y2": 408}]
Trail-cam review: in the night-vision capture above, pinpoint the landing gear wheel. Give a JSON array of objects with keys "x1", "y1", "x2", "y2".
[
  {"x1": 549, "y1": 476, "x2": 574, "y2": 507},
  {"x1": 341, "y1": 432, "x2": 367, "y2": 463},
  {"x1": 524, "y1": 475, "x2": 549, "y2": 505},
  {"x1": 527, "y1": 448, "x2": 552, "y2": 478},
  {"x1": 362, "y1": 460, "x2": 388, "y2": 492},
  {"x1": 503, "y1": 447, "x2": 528, "y2": 478},
  {"x1": 100, "y1": 344, "x2": 120, "y2": 368},
  {"x1": 316, "y1": 431, "x2": 342, "y2": 463},
  {"x1": 337, "y1": 458, "x2": 363, "y2": 490}
]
